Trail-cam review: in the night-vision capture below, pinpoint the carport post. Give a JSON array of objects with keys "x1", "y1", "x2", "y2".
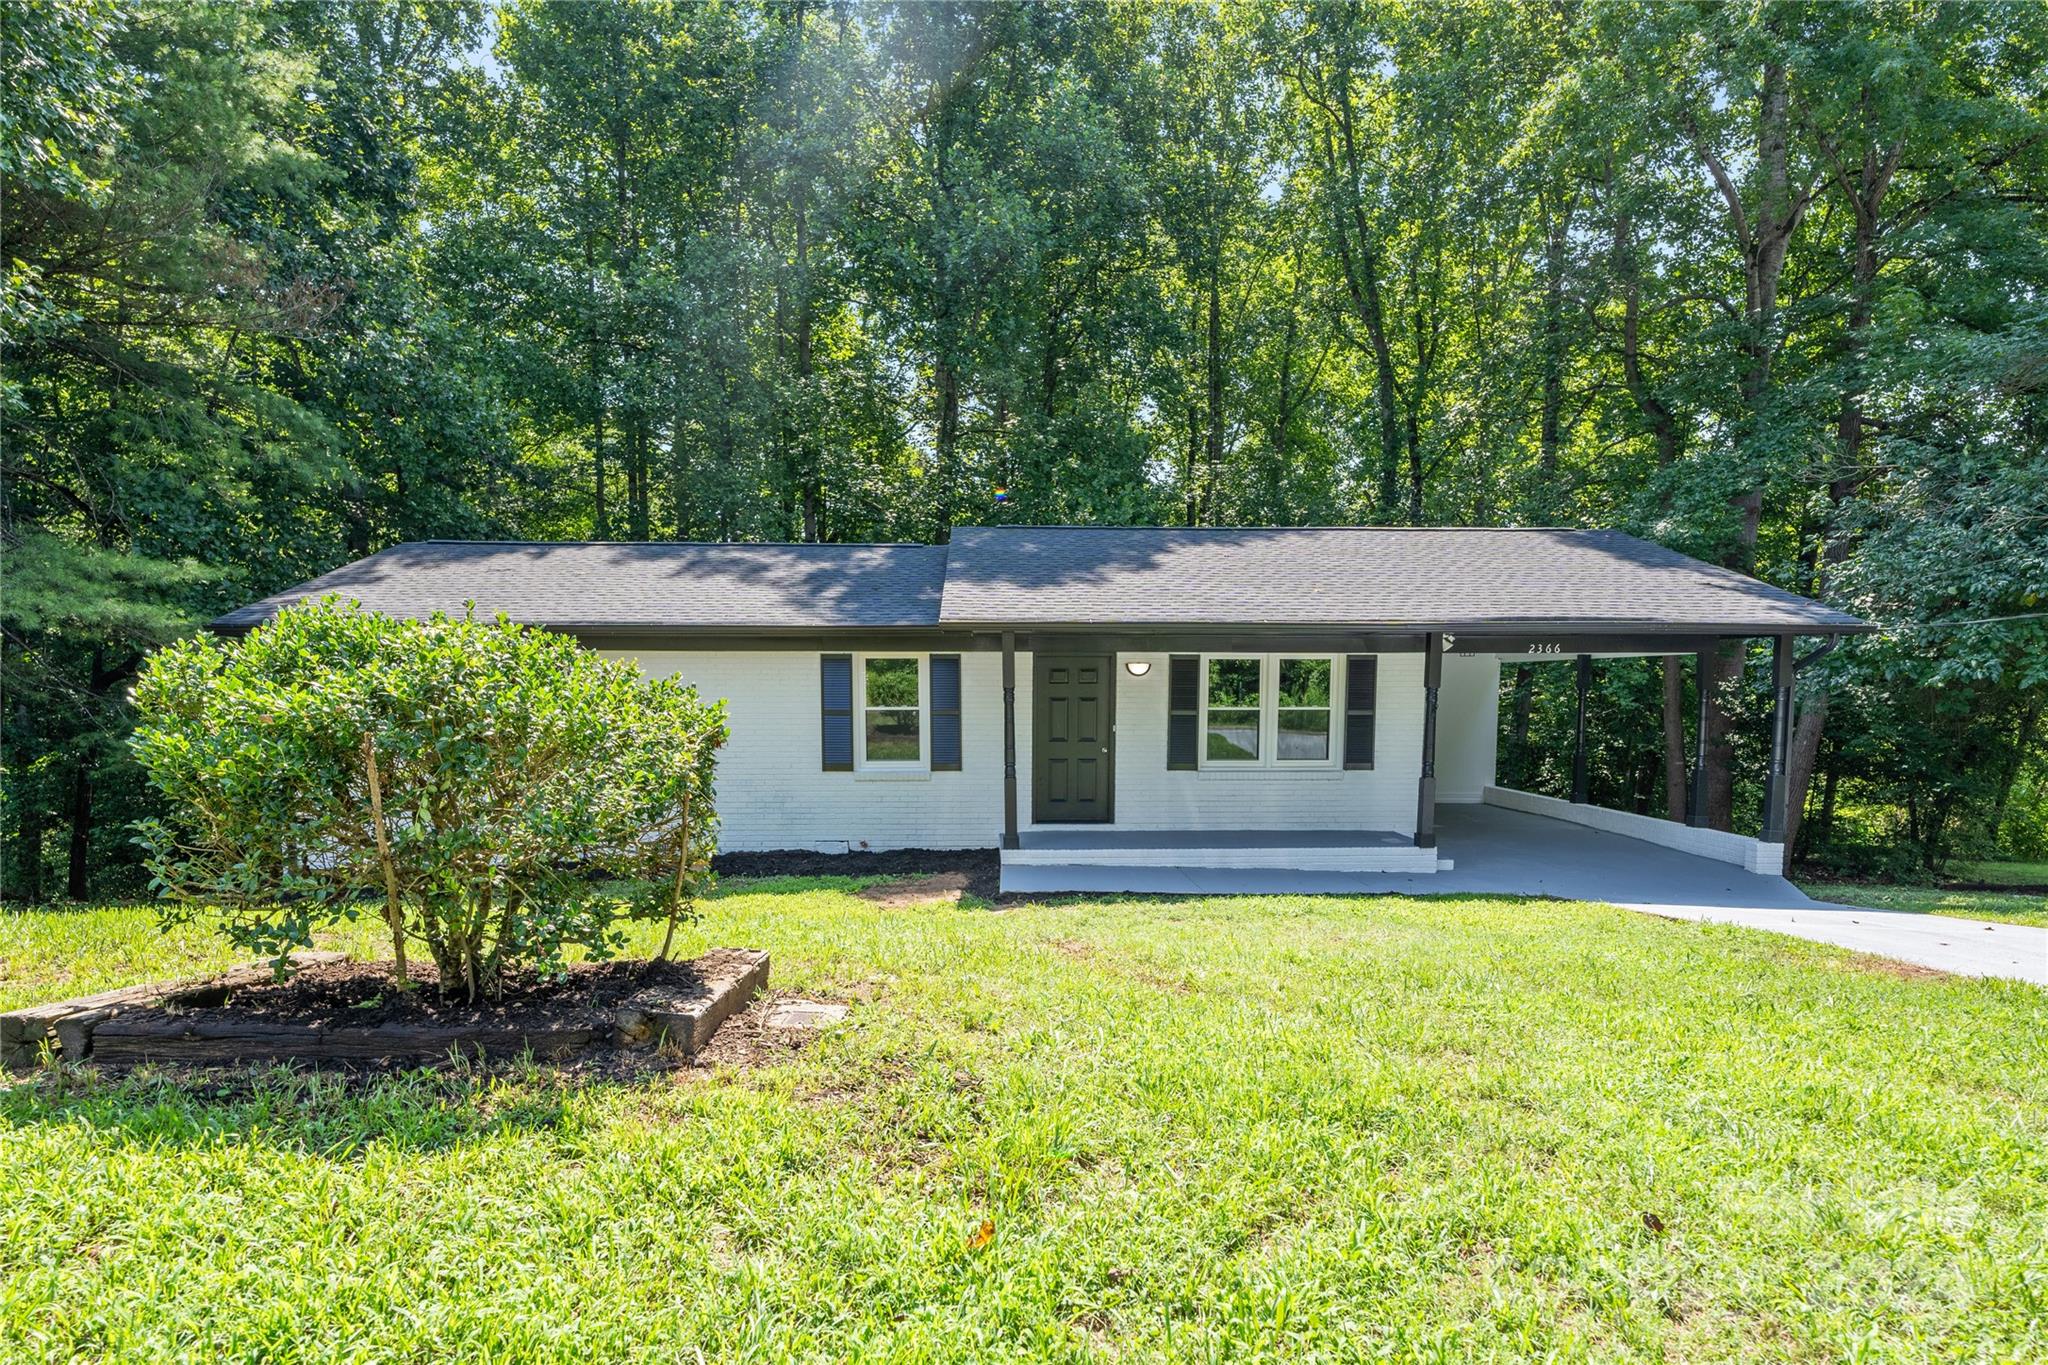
[
  {"x1": 1688, "y1": 648, "x2": 1711, "y2": 827},
  {"x1": 1414, "y1": 632, "x2": 1441, "y2": 848},
  {"x1": 1760, "y1": 634, "x2": 1795, "y2": 845},
  {"x1": 1570, "y1": 653, "x2": 1592, "y2": 803},
  {"x1": 1001, "y1": 631, "x2": 1020, "y2": 850}
]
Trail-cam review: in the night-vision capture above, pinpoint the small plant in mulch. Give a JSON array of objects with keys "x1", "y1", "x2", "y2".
[{"x1": 129, "y1": 598, "x2": 729, "y2": 1002}]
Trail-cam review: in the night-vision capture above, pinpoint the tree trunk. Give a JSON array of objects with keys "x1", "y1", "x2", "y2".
[
  {"x1": 1684, "y1": 56, "x2": 1816, "y2": 816},
  {"x1": 65, "y1": 756, "x2": 92, "y2": 901},
  {"x1": 10, "y1": 702, "x2": 44, "y2": 903},
  {"x1": 1818, "y1": 759, "x2": 1840, "y2": 844},
  {"x1": 1988, "y1": 701, "x2": 2040, "y2": 847},
  {"x1": 1699, "y1": 642, "x2": 1742, "y2": 832},
  {"x1": 361, "y1": 731, "x2": 410, "y2": 986},
  {"x1": 1322, "y1": 103, "x2": 1401, "y2": 522},
  {"x1": 628, "y1": 416, "x2": 650, "y2": 539},
  {"x1": 671, "y1": 379, "x2": 694, "y2": 538},
  {"x1": 585, "y1": 193, "x2": 609, "y2": 539},
  {"x1": 1782, "y1": 122, "x2": 1902, "y2": 855},
  {"x1": 11, "y1": 791, "x2": 42, "y2": 904},
  {"x1": 1783, "y1": 689, "x2": 1829, "y2": 859},
  {"x1": 1203, "y1": 255, "x2": 1224, "y2": 525},
  {"x1": 1266, "y1": 278, "x2": 1300, "y2": 519},
  {"x1": 1661, "y1": 655, "x2": 1688, "y2": 823},
  {"x1": 795, "y1": 188, "x2": 820, "y2": 542},
  {"x1": 933, "y1": 357, "x2": 961, "y2": 541},
  {"x1": 1505, "y1": 664, "x2": 1535, "y2": 786},
  {"x1": 1537, "y1": 192, "x2": 1568, "y2": 510},
  {"x1": 1405, "y1": 403, "x2": 1423, "y2": 524},
  {"x1": 1612, "y1": 204, "x2": 1682, "y2": 469}
]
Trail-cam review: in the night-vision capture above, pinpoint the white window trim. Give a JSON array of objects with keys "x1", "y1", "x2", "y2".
[
  {"x1": 855, "y1": 652, "x2": 928, "y2": 771},
  {"x1": 1197, "y1": 654, "x2": 1341, "y2": 771}
]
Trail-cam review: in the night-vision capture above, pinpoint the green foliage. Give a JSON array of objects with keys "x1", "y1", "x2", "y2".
[
  {"x1": 1799, "y1": 880, "x2": 2048, "y2": 929},
  {"x1": 5, "y1": 0, "x2": 2046, "y2": 895},
  {"x1": 128, "y1": 599, "x2": 726, "y2": 997}
]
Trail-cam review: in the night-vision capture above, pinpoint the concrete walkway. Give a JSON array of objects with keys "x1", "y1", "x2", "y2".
[{"x1": 1000, "y1": 804, "x2": 2047, "y2": 986}]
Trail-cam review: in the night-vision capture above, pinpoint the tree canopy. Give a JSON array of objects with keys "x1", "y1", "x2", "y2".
[{"x1": 5, "y1": 0, "x2": 2045, "y2": 897}]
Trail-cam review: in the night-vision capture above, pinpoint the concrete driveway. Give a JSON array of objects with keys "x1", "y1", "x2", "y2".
[{"x1": 1001, "y1": 804, "x2": 2047, "y2": 985}]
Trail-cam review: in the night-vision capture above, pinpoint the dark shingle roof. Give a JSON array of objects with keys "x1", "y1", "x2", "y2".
[
  {"x1": 937, "y1": 526, "x2": 1866, "y2": 632},
  {"x1": 215, "y1": 527, "x2": 1868, "y2": 636},
  {"x1": 212, "y1": 541, "x2": 947, "y2": 631}
]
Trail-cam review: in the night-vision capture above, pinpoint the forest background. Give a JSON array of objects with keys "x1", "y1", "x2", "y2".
[{"x1": 5, "y1": 0, "x2": 2044, "y2": 901}]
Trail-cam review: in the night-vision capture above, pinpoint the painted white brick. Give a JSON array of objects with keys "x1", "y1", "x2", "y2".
[
  {"x1": 609, "y1": 647, "x2": 1433, "y2": 851},
  {"x1": 614, "y1": 650, "x2": 1009, "y2": 852},
  {"x1": 1434, "y1": 653, "x2": 1500, "y2": 804},
  {"x1": 1086, "y1": 652, "x2": 1423, "y2": 835}
]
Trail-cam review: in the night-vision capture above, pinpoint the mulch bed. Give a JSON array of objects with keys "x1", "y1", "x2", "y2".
[
  {"x1": 182, "y1": 956, "x2": 708, "y2": 1031},
  {"x1": 714, "y1": 847, "x2": 1001, "y2": 902},
  {"x1": 6, "y1": 949, "x2": 770, "y2": 1071}
]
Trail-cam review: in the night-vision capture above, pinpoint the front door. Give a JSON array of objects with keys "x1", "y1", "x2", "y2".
[{"x1": 1033, "y1": 654, "x2": 1114, "y2": 823}]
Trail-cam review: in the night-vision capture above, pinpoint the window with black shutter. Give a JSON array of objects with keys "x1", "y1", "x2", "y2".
[
  {"x1": 930, "y1": 655, "x2": 962, "y2": 771},
  {"x1": 1167, "y1": 655, "x2": 1199, "y2": 770},
  {"x1": 1343, "y1": 655, "x2": 1377, "y2": 769},
  {"x1": 820, "y1": 654, "x2": 854, "y2": 771}
]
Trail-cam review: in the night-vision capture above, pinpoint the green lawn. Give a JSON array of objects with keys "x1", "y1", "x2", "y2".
[
  {"x1": 1952, "y1": 860, "x2": 2048, "y2": 889},
  {"x1": 3, "y1": 885, "x2": 2044, "y2": 1363},
  {"x1": 1800, "y1": 881, "x2": 2048, "y2": 928}
]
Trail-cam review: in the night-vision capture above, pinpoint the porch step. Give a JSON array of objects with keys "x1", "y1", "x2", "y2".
[
  {"x1": 1002, "y1": 828, "x2": 1436, "y2": 874},
  {"x1": 999, "y1": 862, "x2": 1444, "y2": 896}
]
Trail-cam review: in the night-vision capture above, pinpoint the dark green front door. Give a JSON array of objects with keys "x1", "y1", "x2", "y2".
[{"x1": 1033, "y1": 654, "x2": 1114, "y2": 823}]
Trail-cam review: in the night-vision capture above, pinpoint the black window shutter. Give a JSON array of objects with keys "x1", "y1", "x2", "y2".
[
  {"x1": 1167, "y1": 655, "x2": 1199, "y2": 770},
  {"x1": 1344, "y1": 656, "x2": 1377, "y2": 769},
  {"x1": 930, "y1": 654, "x2": 962, "y2": 771},
  {"x1": 821, "y1": 654, "x2": 853, "y2": 771}
]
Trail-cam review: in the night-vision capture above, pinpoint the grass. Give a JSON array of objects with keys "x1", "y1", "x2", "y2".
[
  {"x1": 1800, "y1": 880, "x2": 2048, "y2": 928},
  {"x1": 1950, "y1": 860, "x2": 2048, "y2": 889},
  {"x1": 3, "y1": 884, "x2": 2045, "y2": 1363}
]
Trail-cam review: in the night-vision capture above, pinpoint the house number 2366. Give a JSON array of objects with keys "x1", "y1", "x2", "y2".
[{"x1": 1526, "y1": 642, "x2": 1564, "y2": 655}]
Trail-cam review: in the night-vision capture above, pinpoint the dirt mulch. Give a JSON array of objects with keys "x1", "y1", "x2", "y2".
[
  {"x1": 713, "y1": 847, "x2": 1000, "y2": 902},
  {"x1": 692, "y1": 989, "x2": 854, "y2": 1071},
  {"x1": 162, "y1": 955, "x2": 722, "y2": 1032},
  {"x1": 856, "y1": 871, "x2": 974, "y2": 908}
]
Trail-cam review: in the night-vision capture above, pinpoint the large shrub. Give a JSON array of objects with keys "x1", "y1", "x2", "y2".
[{"x1": 130, "y1": 598, "x2": 726, "y2": 999}]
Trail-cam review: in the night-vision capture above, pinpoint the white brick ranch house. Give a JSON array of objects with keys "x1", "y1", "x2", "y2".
[{"x1": 215, "y1": 526, "x2": 1869, "y2": 890}]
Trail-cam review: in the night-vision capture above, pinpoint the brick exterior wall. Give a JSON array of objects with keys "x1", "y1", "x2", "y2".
[{"x1": 614, "y1": 648, "x2": 1443, "y2": 852}]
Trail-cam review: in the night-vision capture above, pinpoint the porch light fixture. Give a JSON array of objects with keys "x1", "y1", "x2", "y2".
[{"x1": 1124, "y1": 659, "x2": 1152, "y2": 677}]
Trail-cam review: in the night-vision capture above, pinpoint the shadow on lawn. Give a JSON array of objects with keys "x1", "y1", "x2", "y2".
[
  {"x1": 0, "y1": 986, "x2": 835, "y2": 1156},
  {"x1": 0, "y1": 1057, "x2": 631, "y2": 1155}
]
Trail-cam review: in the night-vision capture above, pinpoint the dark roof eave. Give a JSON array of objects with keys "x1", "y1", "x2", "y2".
[
  {"x1": 936, "y1": 617, "x2": 1874, "y2": 636},
  {"x1": 207, "y1": 615, "x2": 955, "y2": 637},
  {"x1": 211, "y1": 614, "x2": 1874, "y2": 638}
]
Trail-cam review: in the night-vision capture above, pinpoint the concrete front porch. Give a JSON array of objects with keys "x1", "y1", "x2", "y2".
[
  {"x1": 1003, "y1": 826, "x2": 1438, "y2": 873},
  {"x1": 997, "y1": 803, "x2": 2048, "y2": 985}
]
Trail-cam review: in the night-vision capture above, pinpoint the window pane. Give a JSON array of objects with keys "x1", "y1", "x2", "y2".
[
  {"x1": 865, "y1": 708, "x2": 920, "y2": 761},
  {"x1": 865, "y1": 657, "x2": 919, "y2": 708},
  {"x1": 1277, "y1": 709, "x2": 1330, "y2": 760},
  {"x1": 1208, "y1": 658, "x2": 1261, "y2": 709},
  {"x1": 1206, "y1": 708, "x2": 1261, "y2": 761},
  {"x1": 1278, "y1": 658, "x2": 1330, "y2": 708}
]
